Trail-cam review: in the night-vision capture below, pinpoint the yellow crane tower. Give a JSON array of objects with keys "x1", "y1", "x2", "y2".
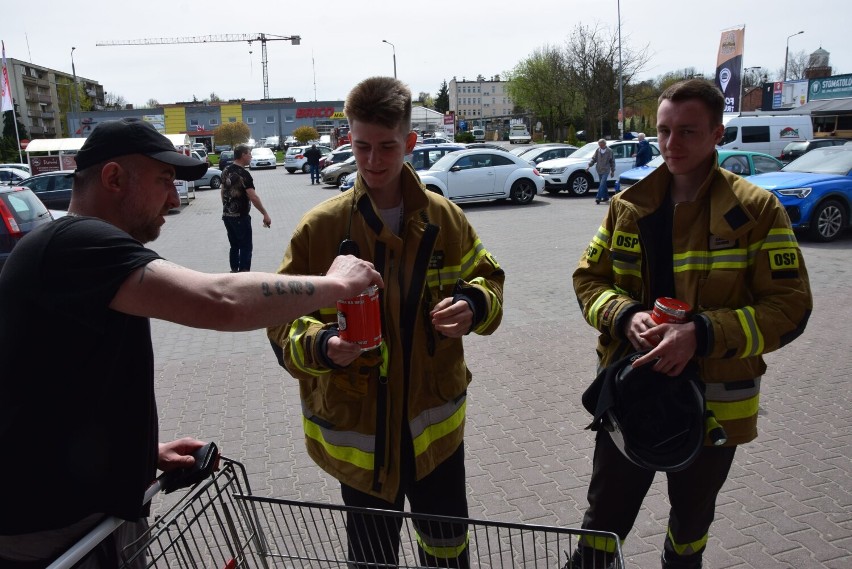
[{"x1": 95, "y1": 34, "x2": 301, "y2": 100}]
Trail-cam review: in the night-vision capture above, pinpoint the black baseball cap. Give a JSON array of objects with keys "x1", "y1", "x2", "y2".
[{"x1": 75, "y1": 118, "x2": 208, "y2": 181}]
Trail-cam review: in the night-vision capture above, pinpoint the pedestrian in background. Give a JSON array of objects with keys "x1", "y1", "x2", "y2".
[
  {"x1": 634, "y1": 132, "x2": 653, "y2": 167},
  {"x1": 0, "y1": 118, "x2": 382, "y2": 567},
  {"x1": 570, "y1": 79, "x2": 812, "y2": 569},
  {"x1": 268, "y1": 76, "x2": 505, "y2": 569},
  {"x1": 587, "y1": 138, "x2": 615, "y2": 204},
  {"x1": 304, "y1": 143, "x2": 322, "y2": 184},
  {"x1": 221, "y1": 143, "x2": 271, "y2": 272}
]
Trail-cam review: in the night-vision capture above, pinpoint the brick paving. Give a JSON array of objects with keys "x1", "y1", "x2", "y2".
[{"x1": 149, "y1": 162, "x2": 852, "y2": 568}]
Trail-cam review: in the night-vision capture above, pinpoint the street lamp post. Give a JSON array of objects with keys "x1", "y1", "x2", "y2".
[
  {"x1": 382, "y1": 40, "x2": 397, "y2": 79},
  {"x1": 617, "y1": 0, "x2": 624, "y2": 139},
  {"x1": 70, "y1": 47, "x2": 81, "y2": 137},
  {"x1": 784, "y1": 31, "x2": 804, "y2": 82}
]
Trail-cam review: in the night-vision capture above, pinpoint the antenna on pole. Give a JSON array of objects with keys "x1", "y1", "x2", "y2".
[{"x1": 312, "y1": 49, "x2": 317, "y2": 101}]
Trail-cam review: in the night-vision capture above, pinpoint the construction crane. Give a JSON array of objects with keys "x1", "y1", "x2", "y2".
[{"x1": 96, "y1": 34, "x2": 301, "y2": 100}]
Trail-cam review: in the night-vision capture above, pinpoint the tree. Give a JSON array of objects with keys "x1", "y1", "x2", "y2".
[
  {"x1": 142, "y1": 98, "x2": 160, "y2": 109},
  {"x1": 416, "y1": 91, "x2": 435, "y2": 108},
  {"x1": 292, "y1": 125, "x2": 319, "y2": 144},
  {"x1": 213, "y1": 121, "x2": 251, "y2": 148},
  {"x1": 564, "y1": 23, "x2": 650, "y2": 141},
  {"x1": 104, "y1": 92, "x2": 127, "y2": 110},
  {"x1": 1, "y1": 107, "x2": 29, "y2": 162},
  {"x1": 777, "y1": 49, "x2": 811, "y2": 81},
  {"x1": 506, "y1": 44, "x2": 579, "y2": 142},
  {"x1": 435, "y1": 81, "x2": 450, "y2": 114},
  {"x1": 209, "y1": 92, "x2": 222, "y2": 103}
]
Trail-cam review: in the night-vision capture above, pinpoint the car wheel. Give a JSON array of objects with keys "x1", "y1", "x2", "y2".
[
  {"x1": 302, "y1": 164, "x2": 310, "y2": 174},
  {"x1": 808, "y1": 199, "x2": 847, "y2": 242},
  {"x1": 510, "y1": 178, "x2": 535, "y2": 204},
  {"x1": 209, "y1": 176, "x2": 222, "y2": 189},
  {"x1": 568, "y1": 171, "x2": 592, "y2": 196},
  {"x1": 337, "y1": 173, "x2": 349, "y2": 186},
  {"x1": 286, "y1": 168, "x2": 296, "y2": 174},
  {"x1": 425, "y1": 185, "x2": 444, "y2": 196}
]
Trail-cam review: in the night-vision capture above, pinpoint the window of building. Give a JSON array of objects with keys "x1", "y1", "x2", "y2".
[
  {"x1": 209, "y1": 118, "x2": 219, "y2": 126},
  {"x1": 229, "y1": 117, "x2": 236, "y2": 123},
  {"x1": 246, "y1": 117, "x2": 256, "y2": 124},
  {"x1": 266, "y1": 115, "x2": 275, "y2": 124},
  {"x1": 285, "y1": 114, "x2": 294, "y2": 123},
  {"x1": 190, "y1": 119, "x2": 200, "y2": 128}
]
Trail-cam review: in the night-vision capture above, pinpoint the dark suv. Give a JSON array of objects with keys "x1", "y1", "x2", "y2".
[
  {"x1": 218, "y1": 150, "x2": 235, "y2": 171},
  {"x1": 17, "y1": 170, "x2": 74, "y2": 210},
  {"x1": 780, "y1": 138, "x2": 851, "y2": 163},
  {"x1": 0, "y1": 187, "x2": 53, "y2": 272}
]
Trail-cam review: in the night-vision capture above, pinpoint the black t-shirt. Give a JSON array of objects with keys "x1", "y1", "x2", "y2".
[
  {"x1": 0, "y1": 216, "x2": 162, "y2": 534},
  {"x1": 222, "y1": 164, "x2": 254, "y2": 217}
]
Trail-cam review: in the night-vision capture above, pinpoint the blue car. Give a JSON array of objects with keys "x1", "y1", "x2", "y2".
[
  {"x1": 619, "y1": 150, "x2": 783, "y2": 192},
  {"x1": 748, "y1": 145, "x2": 852, "y2": 242}
]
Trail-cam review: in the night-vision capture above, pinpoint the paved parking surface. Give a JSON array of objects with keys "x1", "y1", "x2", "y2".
[{"x1": 150, "y1": 163, "x2": 851, "y2": 568}]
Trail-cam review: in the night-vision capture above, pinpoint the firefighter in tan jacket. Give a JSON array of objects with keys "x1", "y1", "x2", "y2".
[{"x1": 570, "y1": 80, "x2": 812, "y2": 569}]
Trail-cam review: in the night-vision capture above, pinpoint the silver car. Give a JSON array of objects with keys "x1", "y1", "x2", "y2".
[{"x1": 284, "y1": 145, "x2": 331, "y2": 174}]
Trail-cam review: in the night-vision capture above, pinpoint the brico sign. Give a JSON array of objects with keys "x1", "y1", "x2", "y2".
[{"x1": 295, "y1": 107, "x2": 338, "y2": 119}]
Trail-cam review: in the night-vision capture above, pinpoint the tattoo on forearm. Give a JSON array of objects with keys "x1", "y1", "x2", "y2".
[
  {"x1": 261, "y1": 279, "x2": 316, "y2": 297},
  {"x1": 138, "y1": 260, "x2": 181, "y2": 283}
]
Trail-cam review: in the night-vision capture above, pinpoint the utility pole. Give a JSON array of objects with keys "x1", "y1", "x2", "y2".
[{"x1": 70, "y1": 47, "x2": 80, "y2": 136}]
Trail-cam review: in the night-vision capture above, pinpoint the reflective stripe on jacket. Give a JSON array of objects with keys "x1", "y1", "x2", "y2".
[
  {"x1": 573, "y1": 158, "x2": 812, "y2": 445},
  {"x1": 268, "y1": 163, "x2": 504, "y2": 500}
]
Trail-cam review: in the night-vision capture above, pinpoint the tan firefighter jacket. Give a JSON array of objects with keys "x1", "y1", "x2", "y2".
[
  {"x1": 268, "y1": 163, "x2": 504, "y2": 500},
  {"x1": 573, "y1": 159, "x2": 812, "y2": 445}
]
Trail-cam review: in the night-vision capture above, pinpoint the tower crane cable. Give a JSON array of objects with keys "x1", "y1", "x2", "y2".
[{"x1": 95, "y1": 33, "x2": 301, "y2": 100}]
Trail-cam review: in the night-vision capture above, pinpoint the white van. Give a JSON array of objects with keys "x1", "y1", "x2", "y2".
[
  {"x1": 471, "y1": 128, "x2": 485, "y2": 142},
  {"x1": 720, "y1": 114, "x2": 813, "y2": 159}
]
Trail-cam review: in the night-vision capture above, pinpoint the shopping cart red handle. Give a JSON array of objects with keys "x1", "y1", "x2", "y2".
[{"x1": 46, "y1": 443, "x2": 219, "y2": 569}]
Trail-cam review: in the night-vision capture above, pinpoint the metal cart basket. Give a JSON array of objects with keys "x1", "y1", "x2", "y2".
[{"x1": 51, "y1": 456, "x2": 625, "y2": 568}]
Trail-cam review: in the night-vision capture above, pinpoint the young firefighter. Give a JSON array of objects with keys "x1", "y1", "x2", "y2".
[
  {"x1": 268, "y1": 77, "x2": 504, "y2": 568},
  {"x1": 571, "y1": 79, "x2": 812, "y2": 568}
]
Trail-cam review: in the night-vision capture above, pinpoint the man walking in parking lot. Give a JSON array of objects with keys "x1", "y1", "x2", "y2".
[
  {"x1": 304, "y1": 143, "x2": 322, "y2": 184},
  {"x1": 0, "y1": 118, "x2": 382, "y2": 567},
  {"x1": 570, "y1": 79, "x2": 812, "y2": 568},
  {"x1": 587, "y1": 138, "x2": 615, "y2": 204},
  {"x1": 221, "y1": 143, "x2": 272, "y2": 272}
]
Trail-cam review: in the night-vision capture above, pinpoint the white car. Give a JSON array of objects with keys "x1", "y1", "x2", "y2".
[
  {"x1": 418, "y1": 149, "x2": 543, "y2": 205},
  {"x1": 536, "y1": 140, "x2": 659, "y2": 196},
  {"x1": 284, "y1": 145, "x2": 332, "y2": 174},
  {"x1": 249, "y1": 147, "x2": 277, "y2": 170},
  {"x1": 0, "y1": 167, "x2": 31, "y2": 186}
]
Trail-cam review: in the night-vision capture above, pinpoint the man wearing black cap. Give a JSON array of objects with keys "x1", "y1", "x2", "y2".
[{"x1": 0, "y1": 118, "x2": 382, "y2": 566}]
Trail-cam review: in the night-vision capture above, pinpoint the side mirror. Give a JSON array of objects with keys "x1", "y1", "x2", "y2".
[{"x1": 450, "y1": 165, "x2": 461, "y2": 172}]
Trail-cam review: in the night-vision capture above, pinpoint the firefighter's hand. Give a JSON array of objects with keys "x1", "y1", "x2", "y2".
[
  {"x1": 431, "y1": 297, "x2": 473, "y2": 338},
  {"x1": 327, "y1": 335, "x2": 365, "y2": 367},
  {"x1": 633, "y1": 322, "x2": 697, "y2": 376},
  {"x1": 624, "y1": 310, "x2": 660, "y2": 351}
]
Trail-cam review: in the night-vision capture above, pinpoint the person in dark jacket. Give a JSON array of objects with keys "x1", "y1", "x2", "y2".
[
  {"x1": 304, "y1": 143, "x2": 323, "y2": 184},
  {"x1": 634, "y1": 132, "x2": 653, "y2": 167}
]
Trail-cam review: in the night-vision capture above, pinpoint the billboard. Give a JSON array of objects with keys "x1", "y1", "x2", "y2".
[
  {"x1": 715, "y1": 27, "x2": 745, "y2": 113},
  {"x1": 808, "y1": 74, "x2": 852, "y2": 101}
]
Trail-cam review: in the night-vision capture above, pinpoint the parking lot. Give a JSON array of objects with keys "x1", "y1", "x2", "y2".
[{"x1": 151, "y1": 162, "x2": 851, "y2": 568}]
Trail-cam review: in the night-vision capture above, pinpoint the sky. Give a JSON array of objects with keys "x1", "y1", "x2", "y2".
[{"x1": 4, "y1": 0, "x2": 850, "y2": 107}]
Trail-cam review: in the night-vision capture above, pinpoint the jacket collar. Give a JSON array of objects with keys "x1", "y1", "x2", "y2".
[
  {"x1": 351, "y1": 162, "x2": 430, "y2": 222},
  {"x1": 622, "y1": 151, "x2": 758, "y2": 240}
]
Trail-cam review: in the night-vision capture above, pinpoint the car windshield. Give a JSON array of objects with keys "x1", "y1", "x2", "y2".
[
  {"x1": 428, "y1": 153, "x2": 461, "y2": 172},
  {"x1": 570, "y1": 143, "x2": 602, "y2": 159},
  {"x1": 781, "y1": 147, "x2": 852, "y2": 175},
  {"x1": 252, "y1": 148, "x2": 273, "y2": 157}
]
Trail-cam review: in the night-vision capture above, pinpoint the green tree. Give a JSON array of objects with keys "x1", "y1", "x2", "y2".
[
  {"x1": 213, "y1": 121, "x2": 251, "y2": 148},
  {"x1": 292, "y1": 125, "x2": 319, "y2": 144},
  {"x1": 435, "y1": 80, "x2": 450, "y2": 114},
  {"x1": 506, "y1": 44, "x2": 579, "y2": 142},
  {"x1": 1, "y1": 108, "x2": 29, "y2": 162}
]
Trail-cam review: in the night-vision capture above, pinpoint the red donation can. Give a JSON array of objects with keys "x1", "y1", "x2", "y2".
[
  {"x1": 650, "y1": 297, "x2": 692, "y2": 325},
  {"x1": 337, "y1": 285, "x2": 382, "y2": 350}
]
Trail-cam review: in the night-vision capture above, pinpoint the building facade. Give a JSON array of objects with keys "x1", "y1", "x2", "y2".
[
  {"x1": 2, "y1": 57, "x2": 104, "y2": 139},
  {"x1": 448, "y1": 75, "x2": 516, "y2": 129}
]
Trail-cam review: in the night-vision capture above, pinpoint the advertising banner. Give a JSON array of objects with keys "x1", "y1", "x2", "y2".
[
  {"x1": 808, "y1": 74, "x2": 852, "y2": 101},
  {"x1": 715, "y1": 27, "x2": 745, "y2": 113}
]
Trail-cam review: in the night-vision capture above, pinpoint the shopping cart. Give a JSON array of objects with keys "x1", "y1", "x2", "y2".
[{"x1": 49, "y1": 455, "x2": 625, "y2": 568}]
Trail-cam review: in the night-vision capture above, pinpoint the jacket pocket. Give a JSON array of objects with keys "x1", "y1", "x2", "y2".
[{"x1": 698, "y1": 270, "x2": 748, "y2": 310}]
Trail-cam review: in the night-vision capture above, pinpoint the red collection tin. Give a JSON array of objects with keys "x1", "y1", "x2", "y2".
[
  {"x1": 650, "y1": 297, "x2": 692, "y2": 325},
  {"x1": 337, "y1": 285, "x2": 382, "y2": 350}
]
